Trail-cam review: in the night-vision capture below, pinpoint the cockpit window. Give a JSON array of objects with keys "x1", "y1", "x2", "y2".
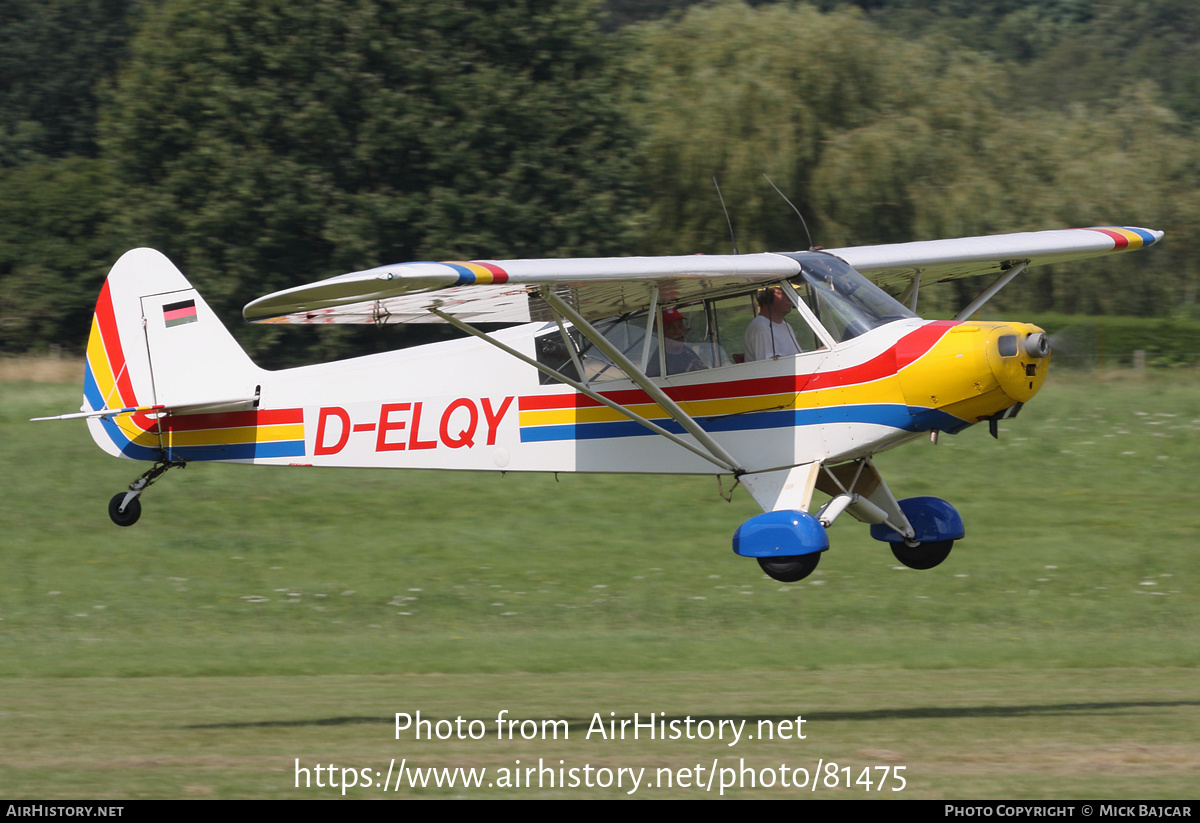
[
  {"x1": 534, "y1": 312, "x2": 650, "y2": 385},
  {"x1": 793, "y1": 254, "x2": 916, "y2": 342},
  {"x1": 532, "y1": 254, "x2": 914, "y2": 385}
]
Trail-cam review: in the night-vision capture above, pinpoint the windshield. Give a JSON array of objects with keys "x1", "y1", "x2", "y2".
[{"x1": 790, "y1": 253, "x2": 916, "y2": 342}]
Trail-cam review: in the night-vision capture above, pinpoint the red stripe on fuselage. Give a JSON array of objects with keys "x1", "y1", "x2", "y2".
[
  {"x1": 893, "y1": 321, "x2": 959, "y2": 369},
  {"x1": 132, "y1": 408, "x2": 302, "y2": 436},
  {"x1": 518, "y1": 374, "x2": 803, "y2": 411},
  {"x1": 160, "y1": 408, "x2": 303, "y2": 433},
  {"x1": 518, "y1": 323, "x2": 955, "y2": 411}
]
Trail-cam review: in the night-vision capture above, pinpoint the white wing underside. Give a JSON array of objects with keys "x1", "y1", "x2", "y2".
[
  {"x1": 243, "y1": 227, "x2": 1162, "y2": 325},
  {"x1": 245, "y1": 255, "x2": 801, "y2": 325}
]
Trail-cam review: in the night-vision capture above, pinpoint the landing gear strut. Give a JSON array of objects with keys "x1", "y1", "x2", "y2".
[{"x1": 108, "y1": 457, "x2": 185, "y2": 527}]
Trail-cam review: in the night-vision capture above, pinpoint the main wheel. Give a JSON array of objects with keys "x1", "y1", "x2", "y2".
[
  {"x1": 757, "y1": 553, "x2": 821, "y2": 582},
  {"x1": 891, "y1": 539, "x2": 953, "y2": 570},
  {"x1": 108, "y1": 493, "x2": 141, "y2": 527}
]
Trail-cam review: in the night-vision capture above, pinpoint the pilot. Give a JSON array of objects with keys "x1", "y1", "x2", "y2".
[
  {"x1": 646, "y1": 308, "x2": 705, "y2": 377},
  {"x1": 744, "y1": 286, "x2": 803, "y2": 361}
]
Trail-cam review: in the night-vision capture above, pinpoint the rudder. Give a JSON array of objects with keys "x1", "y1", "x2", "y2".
[{"x1": 84, "y1": 249, "x2": 263, "y2": 460}]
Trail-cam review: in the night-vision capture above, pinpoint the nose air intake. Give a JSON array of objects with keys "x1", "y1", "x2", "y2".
[
  {"x1": 1024, "y1": 332, "x2": 1049, "y2": 359},
  {"x1": 898, "y1": 321, "x2": 1051, "y2": 430},
  {"x1": 986, "y1": 323, "x2": 1050, "y2": 406}
]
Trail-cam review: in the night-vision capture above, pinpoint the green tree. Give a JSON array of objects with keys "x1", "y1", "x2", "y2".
[
  {"x1": 1019, "y1": 0, "x2": 1200, "y2": 123},
  {"x1": 0, "y1": 0, "x2": 144, "y2": 165},
  {"x1": 626, "y1": 2, "x2": 1013, "y2": 254},
  {"x1": 625, "y1": 3, "x2": 897, "y2": 254},
  {"x1": 0, "y1": 158, "x2": 122, "y2": 352},
  {"x1": 101, "y1": 0, "x2": 639, "y2": 363},
  {"x1": 624, "y1": 2, "x2": 1197, "y2": 318}
]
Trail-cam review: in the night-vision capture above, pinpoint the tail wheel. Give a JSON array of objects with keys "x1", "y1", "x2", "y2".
[
  {"x1": 757, "y1": 553, "x2": 821, "y2": 582},
  {"x1": 891, "y1": 540, "x2": 953, "y2": 570},
  {"x1": 108, "y1": 493, "x2": 142, "y2": 527}
]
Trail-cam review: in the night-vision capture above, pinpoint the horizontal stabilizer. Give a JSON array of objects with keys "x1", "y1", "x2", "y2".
[{"x1": 32, "y1": 394, "x2": 258, "y2": 423}]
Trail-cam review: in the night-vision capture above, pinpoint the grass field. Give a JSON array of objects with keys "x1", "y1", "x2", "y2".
[{"x1": 1, "y1": 373, "x2": 1197, "y2": 798}]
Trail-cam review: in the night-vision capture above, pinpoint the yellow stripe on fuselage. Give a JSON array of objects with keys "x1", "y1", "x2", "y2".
[
  {"x1": 121, "y1": 423, "x2": 304, "y2": 450},
  {"x1": 518, "y1": 376, "x2": 912, "y2": 429},
  {"x1": 163, "y1": 424, "x2": 305, "y2": 448},
  {"x1": 119, "y1": 418, "x2": 161, "y2": 448}
]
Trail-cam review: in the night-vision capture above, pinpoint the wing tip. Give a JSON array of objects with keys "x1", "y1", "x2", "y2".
[{"x1": 1085, "y1": 226, "x2": 1164, "y2": 250}]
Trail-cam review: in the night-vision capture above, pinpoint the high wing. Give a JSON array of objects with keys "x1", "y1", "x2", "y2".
[
  {"x1": 242, "y1": 226, "x2": 1162, "y2": 325},
  {"x1": 828, "y1": 226, "x2": 1163, "y2": 288},
  {"x1": 243, "y1": 254, "x2": 801, "y2": 325}
]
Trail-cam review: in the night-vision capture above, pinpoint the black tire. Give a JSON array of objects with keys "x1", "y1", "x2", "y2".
[
  {"x1": 890, "y1": 540, "x2": 953, "y2": 570},
  {"x1": 757, "y1": 553, "x2": 821, "y2": 582},
  {"x1": 108, "y1": 493, "x2": 141, "y2": 527}
]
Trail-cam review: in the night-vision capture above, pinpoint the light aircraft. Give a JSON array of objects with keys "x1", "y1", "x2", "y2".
[{"x1": 36, "y1": 226, "x2": 1162, "y2": 581}]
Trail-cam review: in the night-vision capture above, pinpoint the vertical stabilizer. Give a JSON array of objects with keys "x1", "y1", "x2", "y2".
[{"x1": 84, "y1": 249, "x2": 263, "y2": 459}]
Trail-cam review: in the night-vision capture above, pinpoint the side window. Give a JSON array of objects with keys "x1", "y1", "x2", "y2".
[
  {"x1": 534, "y1": 313, "x2": 650, "y2": 385},
  {"x1": 584, "y1": 313, "x2": 648, "y2": 383},
  {"x1": 712, "y1": 288, "x2": 823, "y2": 364},
  {"x1": 535, "y1": 327, "x2": 581, "y2": 385},
  {"x1": 533, "y1": 285, "x2": 833, "y2": 387},
  {"x1": 710, "y1": 295, "x2": 757, "y2": 365},
  {"x1": 649, "y1": 302, "x2": 718, "y2": 377},
  {"x1": 680, "y1": 302, "x2": 733, "y2": 370}
]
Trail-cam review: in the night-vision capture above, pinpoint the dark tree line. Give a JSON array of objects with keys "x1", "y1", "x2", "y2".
[{"x1": 1, "y1": 0, "x2": 1196, "y2": 362}]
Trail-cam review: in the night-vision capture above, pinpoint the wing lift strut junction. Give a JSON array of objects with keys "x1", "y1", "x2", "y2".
[{"x1": 429, "y1": 287, "x2": 745, "y2": 477}]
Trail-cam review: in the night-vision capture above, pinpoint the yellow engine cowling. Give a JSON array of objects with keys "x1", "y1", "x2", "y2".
[{"x1": 899, "y1": 321, "x2": 1051, "y2": 427}]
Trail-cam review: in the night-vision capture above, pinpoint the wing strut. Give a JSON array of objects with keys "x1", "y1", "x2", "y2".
[
  {"x1": 954, "y1": 262, "x2": 1029, "y2": 321},
  {"x1": 427, "y1": 308, "x2": 738, "y2": 473},
  {"x1": 898, "y1": 272, "x2": 921, "y2": 312},
  {"x1": 539, "y1": 290, "x2": 746, "y2": 475}
]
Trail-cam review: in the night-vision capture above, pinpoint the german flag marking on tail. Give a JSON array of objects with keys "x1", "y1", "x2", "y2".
[{"x1": 163, "y1": 299, "x2": 198, "y2": 328}]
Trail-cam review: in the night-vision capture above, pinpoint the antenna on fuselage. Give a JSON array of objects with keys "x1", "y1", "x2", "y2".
[
  {"x1": 763, "y1": 173, "x2": 815, "y2": 251},
  {"x1": 712, "y1": 176, "x2": 739, "y2": 255}
]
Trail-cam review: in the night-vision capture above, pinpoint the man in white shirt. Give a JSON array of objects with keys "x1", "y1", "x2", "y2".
[{"x1": 744, "y1": 287, "x2": 803, "y2": 361}]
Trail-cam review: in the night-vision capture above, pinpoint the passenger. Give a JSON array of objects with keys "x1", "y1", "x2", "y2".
[
  {"x1": 646, "y1": 308, "x2": 705, "y2": 377},
  {"x1": 744, "y1": 287, "x2": 803, "y2": 361}
]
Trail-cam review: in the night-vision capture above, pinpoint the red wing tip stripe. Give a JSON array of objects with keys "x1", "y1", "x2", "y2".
[
  {"x1": 474, "y1": 262, "x2": 509, "y2": 284},
  {"x1": 443, "y1": 261, "x2": 511, "y2": 286},
  {"x1": 1090, "y1": 228, "x2": 1131, "y2": 250},
  {"x1": 1082, "y1": 226, "x2": 1159, "y2": 250}
]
